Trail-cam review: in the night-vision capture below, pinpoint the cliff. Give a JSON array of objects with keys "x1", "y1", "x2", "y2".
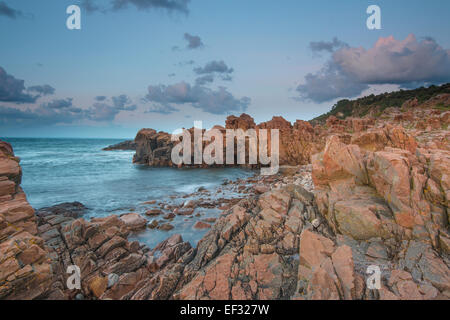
[{"x1": 0, "y1": 141, "x2": 53, "y2": 299}]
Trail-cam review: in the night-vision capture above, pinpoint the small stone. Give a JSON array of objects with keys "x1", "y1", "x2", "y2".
[
  {"x1": 254, "y1": 185, "x2": 270, "y2": 194},
  {"x1": 312, "y1": 219, "x2": 321, "y2": 228},
  {"x1": 148, "y1": 220, "x2": 159, "y2": 229},
  {"x1": 183, "y1": 200, "x2": 197, "y2": 208},
  {"x1": 158, "y1": 223, "x2": 174, "y2": 231},
  {"x1": 145, "y1": 209, "x2": 162, "y2": 216},
  {"x1": 193, "y1": 221, "x2": 211, "y2": 229},
  {"x1": 107, "y1": 273, "x2": 119, "y2": 288},
  {"x1": 119, "y1": 212, "x2": 147, "y2": 231},
  {"x1": 163, "y1": 213, "x2": 175, "y2": 220},
  {"x1": 129, "y1": 241, "x2": 140, "y2": 253},
  {"x1": 174, "y1": 208, "x2": 194, "y2": 216},
  {"x1": 75, "y1": 293, "x2": 84, "y2": 300},
  {"x1": 303, "y1": 211, "x2": 310, "y2": 221}
]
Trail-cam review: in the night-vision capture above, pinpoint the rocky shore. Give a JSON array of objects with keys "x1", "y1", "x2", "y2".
[
  {"x1": 102, "y1": 140, "x2": 137, "y2": 151},
  {"x1": 0, "y1": 91, "x2": 449, "y2": 300}
]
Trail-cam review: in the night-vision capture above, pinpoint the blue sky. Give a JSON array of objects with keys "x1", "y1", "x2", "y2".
[{"x1": 1, "y1": 0, "x2": 450, "y2": 138}]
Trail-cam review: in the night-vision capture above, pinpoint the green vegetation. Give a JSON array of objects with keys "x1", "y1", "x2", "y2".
[
  {"x1": 433, "y1": 102, "x2": 450, "y2": 111},
  {"x1": 311, "y1": 83, "x2": 450, "y2": 124}
]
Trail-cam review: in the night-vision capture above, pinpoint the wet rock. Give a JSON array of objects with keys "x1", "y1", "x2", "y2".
[
  {"x1": 158, "y1": 223, "x2": 175, "y2": 231},
  {"x1": 193, "y1": 221, "x2": 211, "y2": 229},
  {"x1": 163, "y1": 213, "x2": 175, "y2": 220},
  {"x1": 148, "y1": 220, "x2": 159, "y2": 229},
  {"x1": 36, "y1": 202, "x2": 87, "y2": 219},
  {"x1": 183, "y1": 200, "x2": 197, "y2": 208},
  {"x1": 103, "y1": 140, "x2": 136, "y2": 151},
  {"x1": 120, "y1": 213, "x2": 147, "y2": 231},
  {"x1": 145, "y1": 209, "x2": 162, "y2": 217},
  {"x1": 174, "y1": 208, "x2": 194, "y2": 216}
]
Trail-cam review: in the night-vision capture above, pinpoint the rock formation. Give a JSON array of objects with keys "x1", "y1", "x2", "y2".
[
  {"x1": 133, "y1": 113, "x2": 326, "y2": 168},
  {"x1": 103, "y1": 140, "x2": 137, "y2": 151},
  {"x1": 0, "y1": 87, "x2": 449, "y2": 300},
  {"x1": 0, "y1": 141, "x2": 53, "y2": 299}
]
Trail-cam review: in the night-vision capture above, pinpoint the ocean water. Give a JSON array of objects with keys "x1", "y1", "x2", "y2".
[{"x1": 2, "y1": 138, "x2": 254, "y2": 247}]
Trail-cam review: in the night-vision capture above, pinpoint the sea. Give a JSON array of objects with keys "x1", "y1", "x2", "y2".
[{"x1": 1, "y1": 138, "x2": 254, "y2": 248}]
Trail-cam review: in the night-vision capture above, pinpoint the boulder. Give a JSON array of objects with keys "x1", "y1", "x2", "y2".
[{"x1": 119, "y1": 213, "x2": 147, "y2": 231}]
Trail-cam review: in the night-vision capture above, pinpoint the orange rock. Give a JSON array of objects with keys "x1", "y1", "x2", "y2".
[
  {"x1": 331, "y1": 245, "x2": 355, "y2": 300},
  {"x1": 17, "y1": 244, "x2": 46, "y2": 265},
  {"x1": 193, "y1": 221, "x2": 211, "y2": 229},
  {"x1": 119, "y1": 213, "x2": 147, "y2": 231},
  {"x1": 89, "y1": 275, "x2": 108, "y2": 298},
  {"x1": 299, "y1": 229, "x2": 335, "y2": 269}
]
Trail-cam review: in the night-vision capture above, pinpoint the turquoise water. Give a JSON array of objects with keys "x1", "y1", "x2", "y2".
[{"x1": 2, "y1": 138, "x2": 254, "y2": 247}]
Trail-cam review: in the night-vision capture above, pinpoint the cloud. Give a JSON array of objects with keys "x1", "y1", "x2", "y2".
[
  {"x1": 0, "y1": 94, "x2": 137, "y2": 126},
  {"x1": 145, "y1": 104, "x2": 179, "y2": 115},
  {"x1": 82, "y1": 0, "x2": 190, "y2": 14},
  {"x1": 145, "y1": 82, "x2": 250, "y2": 115},
  {"x1": 195, "y1": 74, "x2": 214, "y2": 86},
  {"x1": 0, "y1": 67, "x2": 39, "y2": 103},
  {"x1": 193, "y1": 61, "x2": 234, "y2": 85},
  {"x1": 86, "y1": 94, "x2": 137, "y2": 121},
  {"x1": 176, "y1": 60, "x2": 195, "y2": 67},
  {"x1": 221, "y1": 74, "x2": 232, "y2": 81},
  {"x1": 81, "y1": 0, "x2": 102, "y2": 13},
  {"x1": 41, "y1": 98, "x2": 73, "y2": 110},
  {"x1": 95, "y1": 95, "x2": 107, "y2": 101},
  {"x1": 334, "y1": 34, "x2": 450, "y2": 84},
  {"x1": 297, "y1": 34, "x2": 450, "y2": 103},
  {"x1": 184, "y1": 33, "x2": 203, "y2": 49},
  {"x1": 0, "y1": 99, "x2": 83, "y2": 126},
  {"x1": 0, "y1": 1, "x2": 22, "y2": 19},
  {"x1": 309, "y1": 37, "x2": 347, "y2": 55},
  {"x1": 296, "y1": 63, "x2": 369, "y2": 103},
  {"x1": 0, "y1": 106, "x2": 39, "y2": 123},
  {"x1": 27, "y1": 84, "x2": 55, "y2": 96},
  {"x1": 194, "y1": 60, "x2": 234, "y2": 75}
]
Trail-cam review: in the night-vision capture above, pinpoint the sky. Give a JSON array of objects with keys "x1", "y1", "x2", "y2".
[{"x1": 1, "y1": 0, "x2": 450, "y2": 138}]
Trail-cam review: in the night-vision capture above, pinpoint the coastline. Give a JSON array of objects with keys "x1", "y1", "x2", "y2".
[{"x1": 0, "y1": 90, "x2": 449, "y2": 300}]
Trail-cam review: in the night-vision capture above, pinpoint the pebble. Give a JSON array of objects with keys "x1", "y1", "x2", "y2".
[
  {"x1": 312, "y1": 219, "x2": 321, "y2": 228},
  {"x1": 107, "y1": 273, "x2": 119, "y2": 288}
]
